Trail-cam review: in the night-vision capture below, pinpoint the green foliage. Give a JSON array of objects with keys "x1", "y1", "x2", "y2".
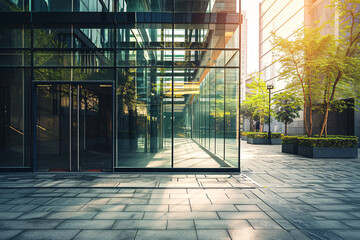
[
  {"x1": 242, "y1": 73, "x2": 272, "y2": 132},
  {"x1": 273, "y1": 91, "x2": 303, "y2": 135},
  {"x1": 240, "y1": 132, "x2": 249, "y2": 136},
  {"x1": 282, "y1": 136, "x2": 300, "y2": 144},
  {"x1": 298, "y1": 136, "x2": 359, "y2": 148},
  {"x1": 273, "y1": 0, "x2": 360, "y2": 137},
  {"x1": 247, "y1": 132, "x2": 283, "y2": 139}
]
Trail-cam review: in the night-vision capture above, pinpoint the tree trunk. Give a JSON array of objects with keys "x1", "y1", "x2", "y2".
[
  {"x1": 303, "y1": 101, "x2": 310, "y2": 137},
  {"x1": 319, "y1": 105, "x2": 329, "y2": 138},
  {"x1": 285, "y1": 122, "x2": 288, "y2": 136}
]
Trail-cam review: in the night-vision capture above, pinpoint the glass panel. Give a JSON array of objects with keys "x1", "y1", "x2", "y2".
[
  {"x1": 173, "y1": 50, "x2": 239, "y2": 68},
  {"x1": 174, "y1": 24, "x2": 239, "y2": 49},
  {"x1": 117, "y1": 50, "x2": 172, "y2": 67},
  {"x1": 225, "y1": 68, "x2": 238, "y2": 167},
  {"x1": 74, "y1": 51, "x2": 114, "y2": 67},
  {"x1": 79, "y1": 84, "x2": 113, "y2": 171},
  {"x1": 117, "y1": 24, "x2": 172, "y2": 49},
  {"x1": 215, "y1": 68, "x2": 224, "y2": 158},
  {"x1": 34, "y1": 51, "x2": 72, "y2": 67},
  {"x1": 175, "y1": 67, "x2": 236, "y2": 168},
  {"x1": 0, "y1": 26, "x2": 30, "y2": 48},
  {"x1": 174, "y1": 0, "x2": 236, "y2": 13},
  {"x1": 34, "y1": 28, "x2": 72, "y2": 48},
  {"x1": 118, "y1": 0, "x2": 172, "y2": 12},
  {"x1": 0, "y1": 51, "x2": 30, "y2": 67},
  {"x1": 0, "y1": 0, "x2": 28, "y2": 12},
  {"x1": 74, "y1": 28, "x2": 114, "y2": 49},
  {"x1": 33, "y1": 68, "x2": 114, "y2": 81},
  {"x1": 34, "y1": 0, "x2": 114, "y2": 12},
  {"x1": 0, "y1": 68, "x2": 27, "y2": 167},
  {"x1": 36, "y1": 84, "x2": 71, "y2": 171},
  {"x1": 173, "y1": 68, "x2": 234, "y2": 168},
  {"x1": 116, "y1": 68, "x2": 171, "y2": 168},
  {"x1": 34, "y1": 51, "x2": 114, "y2": 67}
]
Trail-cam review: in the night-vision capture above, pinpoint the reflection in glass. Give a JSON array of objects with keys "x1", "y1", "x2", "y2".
[
  {"x1": 0, "y1": 26, "x2": 30, "y2": 48},
  {"x1": 116, "y1": 68, "x2": 171, "y2": 168},
  {"x1": 0, "y1": 68, "x2": 27, "y2": 167},
  {"x1": 34, "y1": 0, "x2": 114, "y2": 12},
  {"x1": 0, "y1": 0, "x2": 28, "y2": 12},
  {"x1": 36, "y1": 84, "x2": 113, "y2": 171}
]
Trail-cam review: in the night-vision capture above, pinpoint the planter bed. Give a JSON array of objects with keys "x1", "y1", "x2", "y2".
[
  {"x1": 282, "y1": 143, "x2": 298, "y2": 154},
  {"x1": 246, "y1": 133, "x2": 283, "y2": 145},
  {"x1": 247, "y1": 137, "x2": 282, "y2": 145},
  {"x1": 298, "y1": 146, "x2": 358, "y2": 158},
  {"x1": 241, "y1": 135, "x2": 247, "y2": 141},
  {"x1": 298, "y1": 136, "x2": 359, "y2": 158}
]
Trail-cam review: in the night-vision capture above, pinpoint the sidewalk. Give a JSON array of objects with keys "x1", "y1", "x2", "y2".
[{"x1": 0, "y1": 144, "x2": 359, "y2": 240}]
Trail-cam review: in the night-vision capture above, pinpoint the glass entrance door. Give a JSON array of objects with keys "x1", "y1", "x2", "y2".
[{"x1": 35, "y1": 83, "x2": 113, "y2": 172}]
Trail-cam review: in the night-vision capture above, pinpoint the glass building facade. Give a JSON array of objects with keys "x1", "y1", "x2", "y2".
[{"x1": 0, "y1": 0, "x2": 241, "y2": 171}]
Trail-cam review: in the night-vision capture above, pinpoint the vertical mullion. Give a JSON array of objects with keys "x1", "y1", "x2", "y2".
[
  {"x1": 69, "y1": 84, "x2": 72, "y2": 172},
  {"x1": 224, "y1": 67, "x2": 226, "y2": 161},
  {"x1": 171, "y1": 1, "x2": 174, "y2": 168},
  {"x1": 77, "y1": 85, "x2": 80, "y2": 171},
  {"x1": 113, "y1": 20, "x2": 117, "y2": 171},
  {"x1": 238, "y1": 2, "x2": 242, "y2": 172}
]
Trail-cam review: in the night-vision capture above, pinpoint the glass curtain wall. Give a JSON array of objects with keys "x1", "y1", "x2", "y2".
[{"x1": 0, "y1": 0, "x2": 240, "y2": 170}]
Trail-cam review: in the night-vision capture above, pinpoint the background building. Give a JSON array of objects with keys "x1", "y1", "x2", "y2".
[
  {"x1": 258, "y1": 0, "x2": 359, "y2": 140},
  {"x1": 0, "y1": 0, "x2": 242, "y2": 171}
]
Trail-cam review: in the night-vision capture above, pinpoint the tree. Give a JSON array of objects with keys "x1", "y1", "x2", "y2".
[
  {"x1": 316, "y1": 0, "x2": 360, "y2": 137},
  {"x1": 273, "y1": 0, "x2": 360, "y2": 138},
  {"x1": 273, "y1": 91, "x2": 303, "y2": 135},
  {"x1": 240, "y1": 101, "x2": 256, "y2": 132},
  {"x1": 242, "y1": 74, "x2": 271, "y2": 133},
  {"x1": 273, "y1": 26, "x2": 335, "y2": 137}
]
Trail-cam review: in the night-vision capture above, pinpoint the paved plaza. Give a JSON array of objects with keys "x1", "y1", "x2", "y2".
[{"x1": 0, "y1": 142, "x2": 359, "y2": 240}]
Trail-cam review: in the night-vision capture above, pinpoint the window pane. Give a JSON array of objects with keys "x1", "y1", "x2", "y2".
[
  {"x1": 0, "y1": 51, "x2": 31, "y2": 66},
  {"x1": 116, "y1": 68, "x2": 171, "y2": 168},
  {"x1": 117, "y1": 24, "x2": 172, "y2": 49},
  {"x1": 118, "y1": 0, "x2": 172, "y2": 12},
  {"x1": 74, "y1": 28, "x2": 114, "y2": 49},
  {"x1": 0, "y1": 0, "x2": 28, "y2": 12},
  {"x1": 34, "y1": 28, "x2": 72, "y2": 48},
  {"x1": 0, "y1": 26, "x2": 30, "y2": 48},
  {"x1": 33, "y1": 0, "x2": 114, "y2": 12},
  {"x1": 33, "y1": 68, "x2": 114, "y2": 81},
  {"x1": 174, "y1": 0, "x2": 236, "y2": 13},
  {"x1": 117, "y1": 50, "x2": 172, "y2": 67},
  {"x1": 174, "y1": 24, "x2": 239, "y2": 49},
  {"x1": 0, "y1": 68, "x2": 29, "y2": 167},
  {"x1": 173, "y1": 68, "x2": 236, "y2": 168}
]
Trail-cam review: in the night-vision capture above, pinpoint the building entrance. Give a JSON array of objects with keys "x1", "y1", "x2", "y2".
[{"x1": 34, "y1": 83, "x2": 113, "y2": 172}]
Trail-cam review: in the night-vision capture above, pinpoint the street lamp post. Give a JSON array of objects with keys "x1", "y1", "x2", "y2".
[{"x1": 267, "y1": 84, "x2": 274, "y2": 145}]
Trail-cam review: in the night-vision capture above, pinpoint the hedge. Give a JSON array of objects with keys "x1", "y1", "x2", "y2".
[
  {"x1": 282, "y1": 136, "x2": 300, "y2": 144},
  {"x1": 247, "y1": 132, "x2": 283, "y2": 139},
  {"x1": 298, "y1": 136, "x2": 359, "y2": 148}
]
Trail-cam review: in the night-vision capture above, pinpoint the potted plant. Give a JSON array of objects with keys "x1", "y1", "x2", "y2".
[
  {"x1": 298, "y1": 136, "x2": 359, "y2": 158},
  {"x1": 247, "y1": 132, "x2": 283, "y2": 145}
]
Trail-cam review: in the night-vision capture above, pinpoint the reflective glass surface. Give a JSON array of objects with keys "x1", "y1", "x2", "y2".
[
  {"x1": 0, "y1": 68, "x2": 29, "y2": 167},
  {"x1": 36, "y1": 83, "x2": 113, "y2": 172},
  {"x1": 1, "y1": 3, "x2": 240, "y2": 170}
]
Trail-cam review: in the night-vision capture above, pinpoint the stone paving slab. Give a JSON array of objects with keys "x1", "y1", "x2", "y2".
[{"x1": 0, "y1": 145, "x2": 359, "y2": 239}]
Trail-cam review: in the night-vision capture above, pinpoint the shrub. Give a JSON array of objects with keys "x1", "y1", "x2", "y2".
[
  {"x1": 282, "y1": 136, "x2": 299, "y2": 144},
  {"x1": 247, "y1": 132, "x2": 283, "y2": 139},
  {"x1": 241, "y1": 132, "x2": 248, "y2": 136},
  {"x1": 298, "y1": 136, "x2": 359, "y2": 148}
]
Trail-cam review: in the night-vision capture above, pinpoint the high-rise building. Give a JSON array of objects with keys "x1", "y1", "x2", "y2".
[
  {"x1": 0, "y1": 0, "x2": 243, "y2": 171},
  {"x1": 259, "y1": 0, "x2": 359, "y2": 138}
]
